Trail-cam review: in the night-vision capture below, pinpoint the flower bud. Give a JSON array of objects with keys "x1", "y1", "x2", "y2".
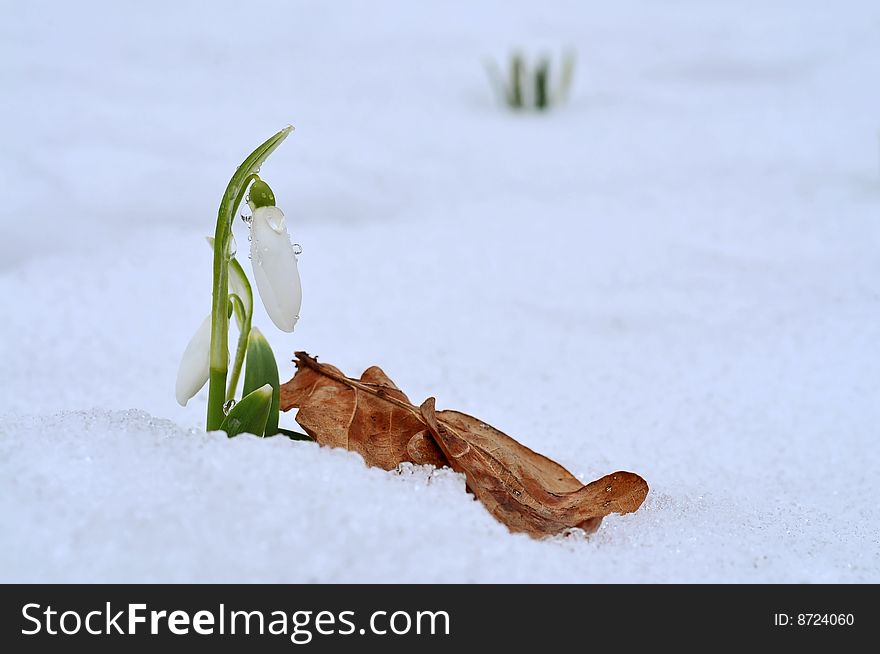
[{"x1": 248, "y1": 179, "x2": 276, "y2": 209}]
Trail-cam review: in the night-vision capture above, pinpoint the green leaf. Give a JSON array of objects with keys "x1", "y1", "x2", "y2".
[
  {"x1": 219, "y1": 383, "x2": 273, "y2": 438},
  {"x1": 221, "y1": 126, "x2": 293, "y2": 226},
  {"x1": 243, "y1": 327, "x2": 280, "y2": 436}
]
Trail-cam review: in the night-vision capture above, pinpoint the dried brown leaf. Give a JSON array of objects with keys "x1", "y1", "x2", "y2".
[
  {"x1": 279, "y1": 354, "x2": 445, "y2": 469},
  {"x1": 419, "y1": 398, "x2": 648, "y2": 535},
  {"x1": 280, "y1": 352, "x2": 648, "y2": 537}
]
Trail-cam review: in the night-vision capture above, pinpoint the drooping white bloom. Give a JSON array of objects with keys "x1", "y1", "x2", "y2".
[
  {"x1": 249, "y1": 205, "x2": 302, "y2": 332},
  {"x1": 175, "y1": 314, "x2": 212, "y2": 406}
]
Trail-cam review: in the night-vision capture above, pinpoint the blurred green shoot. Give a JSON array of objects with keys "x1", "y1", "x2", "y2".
[{"x1": 487, "y1": 50, "x2": 575, "y2": 112}]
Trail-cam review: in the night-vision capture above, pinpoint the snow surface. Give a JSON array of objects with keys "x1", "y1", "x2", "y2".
[{"x1": 1, "y1": 0, "x2": 879, "y2": 582}]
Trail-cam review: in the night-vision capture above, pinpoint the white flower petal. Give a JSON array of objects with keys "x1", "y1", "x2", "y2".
[
  {"x1": 250, "y1": 206, "x2": 302, "y2": 332},
  {"x1": 175, "y1": 314, "x2": 212, "y2": 406}
]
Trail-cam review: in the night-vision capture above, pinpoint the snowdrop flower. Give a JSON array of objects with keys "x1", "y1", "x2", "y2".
[
  {"x1": 176, "y1": 126, "x2": 294, "y2": 431},
  {"x1": 175, "y1": 315, "x2": 212, "y2": 406},
  {"x1": 249, "y1": 181, "x2": 302, "y2": 332}
]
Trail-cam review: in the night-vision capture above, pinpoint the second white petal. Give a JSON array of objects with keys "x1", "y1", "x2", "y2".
[{"x1": 175, "y1": 314, "x2": 213, "y2": 406}]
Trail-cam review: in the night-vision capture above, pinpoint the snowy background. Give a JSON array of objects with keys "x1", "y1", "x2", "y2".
[{"x1": 1, "y1": 0, "x2": 879, "y2": 582}]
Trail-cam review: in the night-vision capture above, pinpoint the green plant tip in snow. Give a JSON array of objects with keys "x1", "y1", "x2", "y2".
[
  {"x1": 249, "y1": 179, "x2": 276, "y2": 209},
  {"x1": 486, "y1": 49, "x2": 576, "y2": 112},
  {"x1": 220, "y1": 383, "x2": 274, "y2": 438}
]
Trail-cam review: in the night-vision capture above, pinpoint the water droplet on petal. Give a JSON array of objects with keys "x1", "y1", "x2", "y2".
[
  {"x1": 267, "y1": 212, "x2": 285, "y2": 233},
  {"x1": 222, "y1": 399, "x2": 236, "y2": 415},
  {"x1": 240, "y1": 205, "x2": 252, "y2": 224},
  {"x1": 292, "y1": 243, "x2": 303, "y2": 255}
]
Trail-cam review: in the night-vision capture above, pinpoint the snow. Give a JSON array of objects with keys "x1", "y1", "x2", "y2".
[{"x1": 1, "y1": 0, "x2": 879, "y2": 582}]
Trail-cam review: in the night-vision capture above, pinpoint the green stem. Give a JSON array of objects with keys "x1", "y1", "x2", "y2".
[
  {"x1": 535, "y1": 58, "x2": 549, "y2": 110},
  {"x1": 207, "y1": 228, "x2": 230, "y2": 430},
  {"x1": 206, "y1": 126, "x2": 293, "y2": 430}
]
